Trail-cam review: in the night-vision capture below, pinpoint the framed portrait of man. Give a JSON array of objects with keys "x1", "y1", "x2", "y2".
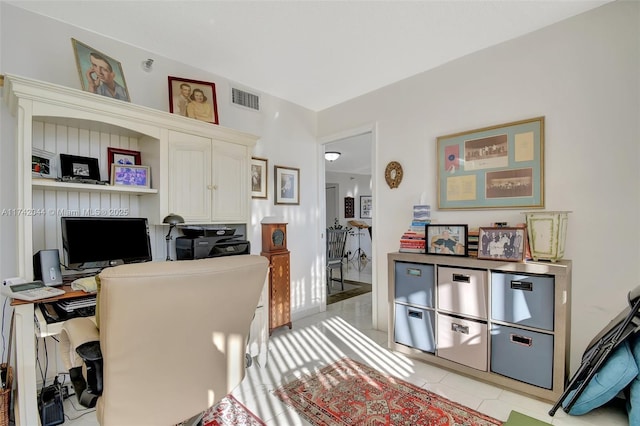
[{"x1": 72, "y1": 38, "x2": 131, "y2": 102}]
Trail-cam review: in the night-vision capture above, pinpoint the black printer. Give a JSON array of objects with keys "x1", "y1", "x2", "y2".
[{"x1": 175, "y1": 227, "x2": 250, "y2": 260}]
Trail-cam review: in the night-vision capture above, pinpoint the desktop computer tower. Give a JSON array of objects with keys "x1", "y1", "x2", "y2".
[
  {"x1": 33, "y1": 249, "x2": 63, "y2": 286},
  {"x1": 39, "y1": 383, "x2": 64, "y2": 426}
]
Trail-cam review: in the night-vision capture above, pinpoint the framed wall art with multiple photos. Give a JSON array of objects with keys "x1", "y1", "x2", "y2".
[
  {"x1": 425, "y1": 224, "x2": 468, "y2": 257},
  {"x1": 437, "y1": 116, "x2": 544, "y2": 210}
]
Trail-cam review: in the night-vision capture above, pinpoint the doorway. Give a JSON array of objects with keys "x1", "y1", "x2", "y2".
[{"x1": 323, "y1": 131, "x2": 374, "y2": 303}]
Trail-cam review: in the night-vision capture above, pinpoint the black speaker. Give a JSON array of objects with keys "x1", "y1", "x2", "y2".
[
  {"x1": 39, "y1": 383, "x2": 64, "y2": 426},
  {"x1": 33, "y1": 249, "x2": 63, "y2": 286}
]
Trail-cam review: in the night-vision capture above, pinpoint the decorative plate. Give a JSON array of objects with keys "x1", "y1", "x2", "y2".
[{"x1": 385, "y1": 161, "x2": 403, "y2": 188}]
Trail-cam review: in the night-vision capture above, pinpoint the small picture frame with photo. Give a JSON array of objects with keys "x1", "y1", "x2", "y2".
[
  {"x1": 477, "y1": 227, "x2": 526, "y2": 262},
  {"x1": 110, "y1": 164, "x2": 151, "y2": 188},
  {"x1": 32, "y1": 148, "x2": 57, "y2": 179},
  {"x1": 425, "y1": 224, "x2": 468, "y2": 257}
]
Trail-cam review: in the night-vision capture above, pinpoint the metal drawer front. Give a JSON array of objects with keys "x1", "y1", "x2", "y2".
[
  {"x1": 437, "y1": 266, "x2": 488, "y2": 319},
  {"x1": 394, "y1": 303, "x2": 436, "y2": 353},
  {"x1": 490, "y1": 324, "x2": 554, "y2": 389},
  {"x1": 395, "y1": 262, "x2": 435, "y2": 308},
  {"x1": 491, "y1": 272, "x2": 555, "y2": 331}
]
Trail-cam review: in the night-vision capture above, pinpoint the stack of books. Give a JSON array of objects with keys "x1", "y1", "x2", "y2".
[
  {"x1": 399, "y1": 205, "x2": 431, "y2": 253},
  {"x1": 467, "y1": 229, "x2": 479, "y2": 257}
]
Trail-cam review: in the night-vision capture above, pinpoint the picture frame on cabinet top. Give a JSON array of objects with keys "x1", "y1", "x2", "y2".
[
  {"x1": 426, "y1": 224, "x2": 468, "y2": 257},
  {"x1": 168, "y1": 76, "x2": 219, "y2": 124},
  {"x1": 32, "y1": 148, "x2": 57, "y2": 179},
  {"x1": 71, "y1": 38, "x2": 131, "y2": 102},
  {"x1": 251, "y1": 157, "x2": 268, "y2": 199},
  {"x1": 477, "y1": 226, "x2": 526, "y2": 262}
]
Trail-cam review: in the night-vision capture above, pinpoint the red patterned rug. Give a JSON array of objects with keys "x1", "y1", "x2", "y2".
[
  {"x1": 202, "y1": 394, "x2": 265, "y2": 426},
  {"x1": 274, "y1": 357, "x2": 502, "y2": 426}
]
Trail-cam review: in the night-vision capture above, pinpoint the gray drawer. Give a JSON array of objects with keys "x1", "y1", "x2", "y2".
[
  {"x1": 394, "y1": 262, "x2": 435, "y2": 308},
  {"x1": 437, "y1": 313, "x2": 488, "y2": 371},
  {"x1": 491, "y1": 272, "x2": 554, "y2": 331},
  {"x1": 490, "y1": 324, "x2": 554, "y2": 389},
  {"x1": 437, "y1": 266, "x2": 488, "y2": 319},
  {"x1": 394, "y1": 303, "x2": 436, "y2": 353}
]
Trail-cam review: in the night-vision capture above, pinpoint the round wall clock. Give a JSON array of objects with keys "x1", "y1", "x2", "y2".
[{"x1": 385, "y1": 161, "x2": 403, "y2": 188}]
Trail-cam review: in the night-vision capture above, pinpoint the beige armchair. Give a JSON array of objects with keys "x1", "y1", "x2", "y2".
[{"x1": 59, "y1": 255, "x2": 268, "y2": 426}]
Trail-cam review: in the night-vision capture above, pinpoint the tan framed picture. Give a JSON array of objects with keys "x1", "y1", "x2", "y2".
[
  {"x1": 251, "y1": 157, "x2": 268, "y2": 199},
  {"x1": 71, "y1": 38, "x2": 130, "y2": 102},
  {"x1": 110, "y1": 164, "x2": 150, "y2": 188},
  {"x1": 168, "y1": 76, "x2": 219, "y2": 124}
]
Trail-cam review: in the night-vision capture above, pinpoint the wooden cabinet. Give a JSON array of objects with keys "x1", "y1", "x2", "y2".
[
  {"x1": 261, "y1": 222, "x2": 292, "y2": 334},
  {"x1": 167, "y1": 132, "x2": 250, "y2": 224},
  {"x1": 388, "y1": 252, "x2": 571, "y2": 403}
]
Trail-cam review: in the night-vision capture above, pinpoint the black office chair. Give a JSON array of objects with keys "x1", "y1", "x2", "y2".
[{"x1": 326, "y1": 228, "x2": 348, "y2": 294}]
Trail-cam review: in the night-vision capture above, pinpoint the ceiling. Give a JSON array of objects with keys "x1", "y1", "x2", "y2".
[{"x1": 8, "y1": 0, "x2": 611, "y2": 175}]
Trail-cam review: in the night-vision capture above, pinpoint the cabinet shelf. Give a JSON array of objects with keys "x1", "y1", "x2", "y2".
[{"x1": 32, "y1": 178, "x2": 158, "y2": 195}]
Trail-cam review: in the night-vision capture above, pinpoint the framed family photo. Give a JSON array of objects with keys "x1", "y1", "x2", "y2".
[
  {"x1": 426, "y1": 224, "x2": 468, "y2": 257},
  {"x1": 110, "y1": 164, "x2": 151, "y2": 188},
  {"x1": 251, "y1": 157, "x2": 268, "y2": 199},
  {"x1": 107, "y1": 147, "x2": 141, "y2": 180},
  {"x1": 71, "y1": 38, "x2": 130, "y2": 102},
  {"x1": 168, "y1": 76, "x2": 219, "y2": 124},
  {"x1": 59, "y1": 154, "x2": 101, "y2": 181},
  {"x1": 32, "y1": 148, "x2": 57, "y2": 179},
  {"x1": 478, "y1": 227, "x2": 526, "y2": 262},
  {"x1": 274, "y1": 165, "x2": 299, "y2": 205}
]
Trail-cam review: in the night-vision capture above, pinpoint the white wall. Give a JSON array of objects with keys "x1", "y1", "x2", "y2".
[
  {"x1": 0, "y1": 4, "x2": 322, "y2": 329},
  {"x1": 318, "y1": 0, "x2": 640, "y2": 373}
]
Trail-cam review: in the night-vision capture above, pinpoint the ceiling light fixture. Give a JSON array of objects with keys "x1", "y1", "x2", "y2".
[{"x1": 325, "y1": 151, "x2": 341, "y2": 162}]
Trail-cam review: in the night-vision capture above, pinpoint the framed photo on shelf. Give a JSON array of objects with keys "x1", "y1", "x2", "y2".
[
  {"x1": 32, "y1": 148, "x2": 57, "y2": 179},
  {"x1": 107, "y1": 147, "x2": 141, "y2": 180},
  {"x1": 71, "y1": 38, "x2": 130, "y2": 102},
  {"x1": 477, "y1": 227, "x2": 526, "y2": 262},
  {"x1": 274, "y1": 165, "x2": 299, "y2": 205},
  {"x1": 110, "y1": 164, "x2": 151, "y2": 188},
  {"x1": 168, "y1": 76, "x2": 219, "y2": 124},
  {"x1": 436, "y1": 116, "x2": 544, "y2": 210},
  {"x1": 360, "y1": 196, "x2": 372, "y2": 219},
  {"x1": 251, "y1": 157, "x2": 268, "y2": 199},
  {"x1": 425, "y1": 224, "x2": 468, "y2": 257},
  {"x1": 59, "y1": 154, "x2": 101, "y2": 181}
]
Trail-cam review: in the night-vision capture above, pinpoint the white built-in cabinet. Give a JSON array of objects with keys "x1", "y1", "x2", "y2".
[
  {"x1": 4, "y1": 74, "x2": 266, "y2": 425},
  {"x1": 168, "y1": 131, "x2": 249, "y2": 223}
]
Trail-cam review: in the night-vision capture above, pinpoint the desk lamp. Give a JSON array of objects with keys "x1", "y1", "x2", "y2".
[{"x1": 163, "y1": 213, "x2": 185, "y2": 261}]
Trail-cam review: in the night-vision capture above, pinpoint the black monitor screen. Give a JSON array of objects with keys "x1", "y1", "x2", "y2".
[{"x1": 61, "y1": 217, "x2": 152, "y2": 269}]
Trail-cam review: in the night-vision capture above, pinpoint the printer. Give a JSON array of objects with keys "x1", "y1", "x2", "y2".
[{"x1": 175, "y1": 227, "x2": 250, "y2": 260}]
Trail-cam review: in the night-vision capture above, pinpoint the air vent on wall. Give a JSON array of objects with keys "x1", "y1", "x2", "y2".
[{"x1": 232, "y1": 87, "x2": 260, "y2": 111}]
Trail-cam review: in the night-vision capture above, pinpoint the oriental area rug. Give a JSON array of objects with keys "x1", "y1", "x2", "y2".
[
  {"x1": 201, "y1": 394, "x2": 265, "y2": 426},
  {"x1": 273, "y1": 357, "x2": 502, "y2": 426}
]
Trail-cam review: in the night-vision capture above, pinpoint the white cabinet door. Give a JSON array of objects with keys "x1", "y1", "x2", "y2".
[
  {"x1": 211, "y1": 140, "x2": 249, "y2": 222},
  {"x1": 168, "y1": 131, "x2": 212, "y2": 223}
]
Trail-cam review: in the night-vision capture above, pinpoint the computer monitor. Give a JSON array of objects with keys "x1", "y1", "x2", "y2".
[{"x1": 61, "y1": 217, "x2": 152, "y2": 270}]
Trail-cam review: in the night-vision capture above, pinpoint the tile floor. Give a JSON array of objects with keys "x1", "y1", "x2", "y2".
[{"x1": 63, "y1": 292, "x2": 629, "y2": 425}]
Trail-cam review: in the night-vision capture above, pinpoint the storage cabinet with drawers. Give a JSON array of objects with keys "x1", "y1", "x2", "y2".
[{"x1": 388, "y1": 253, "x2": 571, "y2": 402}]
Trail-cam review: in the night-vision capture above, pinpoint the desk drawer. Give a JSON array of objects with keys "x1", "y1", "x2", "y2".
[
  {"x1": 394, "y1": 303, "x2": 436, "y2": 353},
  {"x1": 394, "y1": 262, "x2": 434, "y2": 308},
  {"x1": 491, "y1": 272, "x2": 554, "y2": 331},
  {"x1": 437, "y1": 266, "x2": 488, "y2": 319}
]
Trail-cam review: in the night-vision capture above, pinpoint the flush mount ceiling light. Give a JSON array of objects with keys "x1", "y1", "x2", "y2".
[{"x1": 325, "y1": 151, "x2": 341, "y2": 162}]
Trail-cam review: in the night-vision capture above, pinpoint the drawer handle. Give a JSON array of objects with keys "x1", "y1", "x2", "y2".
[
  {"x1": 406, "y1": 268, "x2": 422, "y2": 277},
  {"x1": 510, "y1": 334, "x2": 532, "y2": 347},
  {"x1": 407, "y1": 310, "x2": 423, "y2": 320},
  {"x1": 511, "y1": 280, "x2": 533, "y2": 291},
  {"x1": 452, "y1": 274, "x2": 470, "y2": 283},
  {"x1": 451, "y1": 323, "x2": 469, "y2": 334}
]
